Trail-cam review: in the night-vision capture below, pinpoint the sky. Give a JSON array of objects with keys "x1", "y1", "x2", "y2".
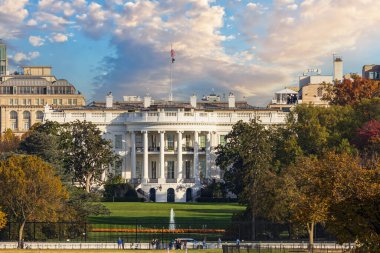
[{"x1": 1, "y1": 0, "x2": 380, "y2": 106}]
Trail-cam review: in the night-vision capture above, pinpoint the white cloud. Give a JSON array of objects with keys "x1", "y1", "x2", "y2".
[
  {"x1": 50, "y1": 32, "x2": 69, "y2": 42},
  {"x1": 27, "y1": 19, "x2": 38, "y2": 26},
  {"x1": 12, "y1": 51, "x2": 40, "y2": 63},
  {"x1": 0, "y1": 0, "x2": 29, "y2": 39},
  {"x1": 29, "y1": 36, "x2": 45, "y2": 46}
]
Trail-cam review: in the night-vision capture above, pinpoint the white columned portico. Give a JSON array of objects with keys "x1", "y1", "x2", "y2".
[
  {"x1": 194, "y1": 131, "x2": 199, "y2": 183},
  {"x1": 159, "y1": 131, "x2": 165, "y2": 182},
  {"x1": 206, "y1": 131, "x2": 211, "y2": 179},
  {"x1": 130, "y1": 131, "x2": 136, "y2": 181},
  {"x1": 142, "y1": 130, "x2": 148, "y2": 182},
  {"x1": 177, "y1": 131, "x2": 183, "y2": 180}
]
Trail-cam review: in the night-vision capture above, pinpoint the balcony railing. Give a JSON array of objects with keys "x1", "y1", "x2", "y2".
[
  {"x1": 182, "y1": 147, "x2": 194, "y2": 152},
  {"x1": 183, "y1": 178, "x2": 195, "y2": 183},
  {"x1": 148, "y1": 147, "x2": 160, "y2": 152},
  {"x1": 149, "y1": 178, "x2": 158, "y2": 183},
  {"x1": 166, "y1": 178, "x2": 177, "y2": 183}
]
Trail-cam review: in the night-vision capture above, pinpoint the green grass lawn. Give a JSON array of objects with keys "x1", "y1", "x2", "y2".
[{"x1": 89, "y1": 202, "x2": 245, "y2": 225}]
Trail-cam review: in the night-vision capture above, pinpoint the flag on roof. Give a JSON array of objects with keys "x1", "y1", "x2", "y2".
[{"x1": 170, "y1": 48, "x2": 175, "y2": 63}]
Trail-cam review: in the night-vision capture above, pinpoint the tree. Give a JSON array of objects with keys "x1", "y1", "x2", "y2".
[
  {"x1": 283, "y1": 155, "x2": 332, "y2": 252},
  {"x1": 0, "y1": 155, "x2": 68, "y2": 247},
  {"x1": 0, "y1": 208, "x2": 6, "y2": 230},
  {"x1": 61, "y1": 121, "x2": 119, "y2": 193},
  {"x1": 19, "y1": 121, "x2": 64, "y2": 165},
  {"x1": 324, "y1": 153, "x2": 380, "y2": 252},
  {"x1": 324, "y1": 77, "x2": 380, "y2": 106},
  {"x1": 0, "y1": 129, "x2": 20, "y2": 153},
  {"x1": 216, "y1": 119, "x2": 277, "y2": 239}
]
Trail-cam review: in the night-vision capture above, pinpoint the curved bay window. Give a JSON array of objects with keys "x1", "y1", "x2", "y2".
[
  {"x1": 10, "y1": 111, "x2": 18, "y2": 130},
  {"x1": 23, "y1": 111, "x2": 31, "y2": 130}
]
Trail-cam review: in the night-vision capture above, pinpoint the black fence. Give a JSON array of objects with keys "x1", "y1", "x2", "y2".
[
  {"x1": 222, "y1": 244, "x2": 355, "y2": 253},
  {"x1": 0, "y1": 221, "x2": 334, "y2": 244}
]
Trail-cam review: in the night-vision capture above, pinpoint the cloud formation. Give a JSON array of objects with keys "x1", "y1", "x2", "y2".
[
  {"x1": 29, "y1": 36, "x2": 45, "y2": 46},
  {"x1": 2, "y1": 0, "x2": 380, "y2": 106}
]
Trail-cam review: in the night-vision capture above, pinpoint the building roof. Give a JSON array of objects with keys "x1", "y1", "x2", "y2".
[
  {"x1": 83, "y1": 99, "x2": 273, "y2": 112},
  {"x1": 275, "y1": 88, "x2": 298, "y2": 94},
  {"x1": 1, "y1": 76, "x2": 51, "y2": 86}
]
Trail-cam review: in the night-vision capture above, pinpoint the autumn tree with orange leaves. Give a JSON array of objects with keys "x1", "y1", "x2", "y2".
[
  {"x1": 0, "y1": 155, "x2": 68, "y2": 248},
  {"x1": 323, "y1": 76, "x2": 380, "y2": 105}
]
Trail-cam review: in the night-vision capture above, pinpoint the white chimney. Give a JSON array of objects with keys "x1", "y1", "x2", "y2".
[
  {"x1": 228, "y1": 92, "x2": 235, "y2": 108},
  {"x1": 333, "y1": 55, "x2": 343, "y2": 82},
  {"x1": 190, "y1": 95, "x2": 197, "y2": 108},
  {"x1": 106, "y1": 92, "x2": 113, "y2": 108},
  {"x1": 143, "y1": 96, "x2": 151, "y2": 108}
]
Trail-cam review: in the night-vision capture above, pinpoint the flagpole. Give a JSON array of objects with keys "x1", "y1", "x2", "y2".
[{"x1": 169, "y1": 44, "x2": 173, "y2": 101}]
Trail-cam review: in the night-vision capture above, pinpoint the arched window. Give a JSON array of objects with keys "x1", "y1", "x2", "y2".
[
  {"x1": 149, "y1": 188, "x2": 156, "y2": 202},
  {"x1": 10, "y1": 111, "x2": 18, "y2": 130},
  {"x1": 36, "y1": 111, "x2": 44, "y2": 121},
  {"x1": 23, "y1": 111, "x2": 31, "y2": 119},
  {"x1": 22, "y1": 111, "x2": 31, "y2": 130}
]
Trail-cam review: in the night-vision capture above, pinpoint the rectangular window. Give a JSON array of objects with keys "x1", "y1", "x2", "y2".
[
  {"x1": 114, "y1": 160, "x2": 122, "y2": 175},
  {"x1": 9, "y1": 99, "x2": 13, "y2": 105},
  {"x1": 135, "y1": 135, "x2": 142, "y2": 148},
  {"x1": 53, "y1": 99, "x2": 57, "y2": 105},
  {"x1": 167, "y1": 134, "x2": 174, "y2": 150},
  {"x1": 199, "y1": 135, "x2": 206, "y2": 149},
  {"x1": 27, "y1": 99, "x2": 31, "y2": 105},
  {"x1": 73, "y1": 99, "x2": 77, "y2": 105},
  {"x1": 114, "y1": 135, "x2": 122, "y2": 149},
  {"x1": 23, "y1": 99, "x2": 26, "y2": 105},
  {"x1": 59, "y1": 99, "x2": 62, "y2": 105},
  {"x1": 136, "y1": 161, "x2": 142, "y2": 179},
  {"x1": 219, "y1": 135, "x2": 226, "y2": 146},
  {"x1": 167, "y1": 161, "x2": 175, "y2": 179},
  {"x1": 151, "y1": 161, "x2": 157, "y2": 179},
  {"x1": 199, "y1": 159, "x2": 206, "y2": 179},
  {"x1": 68, "y1": 99, "x2": 72, "y2": 105},
  {"x1": 185, "y1": 134, "x2": 191, "y2": 147},
  {"x1": 14, "y1": 99, "x2": 18, "y2": 105},
  {"x1": 185, "y1": 161, "x2": 191, "y2": 179},
  {"x1": 35, "y1": 99, "x2": 39, "y2": 105},
  {"x1": 11, "y1": 122, "x2": 17, "y2": 130}
]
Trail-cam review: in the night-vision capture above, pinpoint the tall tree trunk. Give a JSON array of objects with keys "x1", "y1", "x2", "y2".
[
  {"x1": 307, "y1": 221, "x2": 314, "y2": 253},
  {"x1": 18, "y1": 220, "x2": 26, "y2": 249},
  {"x1": 251, "y1": 212, "x2": 256, "y2": 241},
  {"x1": 85, "y1": 174, "x2": 92, "y2": 193}
]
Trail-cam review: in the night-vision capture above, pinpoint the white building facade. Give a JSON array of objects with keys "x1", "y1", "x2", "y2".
[{"x1": 44, "y1": 94, "x2": 288, "y2": 202}]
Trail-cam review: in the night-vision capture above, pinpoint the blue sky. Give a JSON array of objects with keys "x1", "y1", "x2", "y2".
[{"x1": 1, "y1": 0, "x2": 380, "y2": 105}]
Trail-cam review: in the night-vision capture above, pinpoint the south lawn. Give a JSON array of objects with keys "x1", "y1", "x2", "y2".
[{"x1": 89, "y1": 202, "x2": 245, "y2": 225}]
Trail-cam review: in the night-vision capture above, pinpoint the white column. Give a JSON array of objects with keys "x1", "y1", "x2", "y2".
[
  {"x1": 206, "y1": 131, "x2": 211, "y2": 179},
  {"x1": 194, "y1": 131, "x2": 199, "y2": 183},
  {"x1": 159, "y1": 131, "x2": 165, "y2": 181},
  {"x1": 143, "y1": 130, "x2": 149, "y2": 182},
  {"x1": 177, "y1": 131, "x2": 183, "y2": 180},
  {"x1": 130, "y1": 131, "x2": 136, "y2": 181}
]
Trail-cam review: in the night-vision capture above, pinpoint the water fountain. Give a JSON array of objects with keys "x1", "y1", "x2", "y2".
[{"x1": 169, "y1": 208, "x2": 176, "y2": 230}]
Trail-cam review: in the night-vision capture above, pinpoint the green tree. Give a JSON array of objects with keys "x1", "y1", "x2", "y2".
[
  {"x1": 0, "y1": 155, "x2": 68, "y2": 247},
  {"x1": 61, "y1": 120, "x2": 119, "y2": 193},
  {"x1": 19, "y1": 121, "x2": 63, "y2": 165},
  {"x1": 216, "y1": 119, "x2": 277, "y2": 239}
]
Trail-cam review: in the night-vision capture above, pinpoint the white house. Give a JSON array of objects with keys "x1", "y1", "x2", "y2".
[{"x1": 44, "y1": 93, "x2": 289, "y2": 202}]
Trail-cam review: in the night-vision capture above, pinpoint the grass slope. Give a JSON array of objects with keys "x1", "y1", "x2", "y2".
[{"x1": 89, "y1": 202, "x2": 245, "y2": 225}]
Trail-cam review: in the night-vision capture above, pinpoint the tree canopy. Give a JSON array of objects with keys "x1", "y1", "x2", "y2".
[
  {"x1": 0, "y1": 155, "x2": 68, "y2": 246},
  {"x1": 61, "y1": 120, "x2": 119, "y2": 193}
]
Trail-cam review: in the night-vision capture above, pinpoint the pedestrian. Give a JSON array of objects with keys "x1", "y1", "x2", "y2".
[
  {"x1": 122, "y1": 238, "x2": 124, "y2": 250},
  {"x1": 218, "y1": 238, "x2": 222, "y2": 248},
  {"x1": 117, "y1": 237, "x2": 122, "y2": 249},
  {"x1": 236, "y1": 238, "x2": 240, "y2": 250},
  {"x1": 202, "y1": 238, "x2": 207, "y2": 249}
]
